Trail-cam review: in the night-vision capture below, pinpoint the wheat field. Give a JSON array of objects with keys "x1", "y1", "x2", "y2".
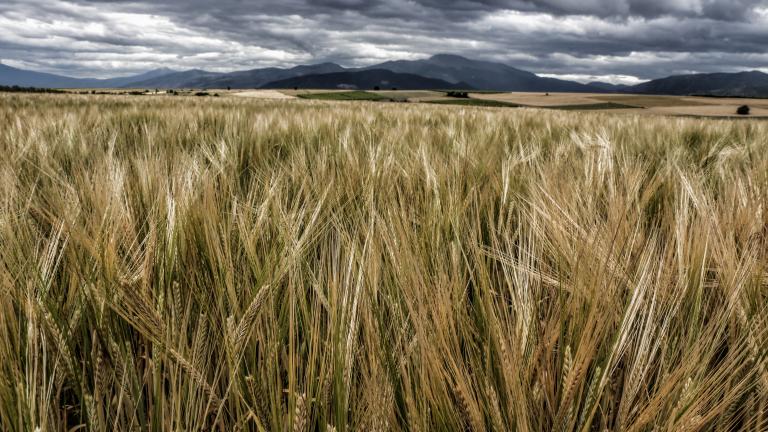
[{"x1": 0, "y1": 93, "x2": 767, "y2": 431}]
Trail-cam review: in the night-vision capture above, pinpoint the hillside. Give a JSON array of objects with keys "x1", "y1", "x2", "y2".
[
  {"x1": 366, "y1": 54, "x2": 601, "y2": 92},
  {"x1": 261, "y1": 69, "x2": 470, "y2": 90},
  {"x1": 0, "y1": 63, "x2": 176, "y2": 88},
  {"x1": 630, "y1": 70, "x2": 768, "y2": 97}
]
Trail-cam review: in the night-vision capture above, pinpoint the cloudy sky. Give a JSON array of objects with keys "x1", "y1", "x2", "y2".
[{"x1": 1, "y1": 0, "x2": 767, "y2": 84}]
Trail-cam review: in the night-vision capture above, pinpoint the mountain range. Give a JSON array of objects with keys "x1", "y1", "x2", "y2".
[
  {"x1": 629, "y1": 70, "x2": 768, "y2": 98},
  {"x1": 2, "y1": 55, "x2": 768, "y2": 97},
  {"x1": 362, "y1": 54, "x2": 597, "y2": 93},
  {"x1": 0, "y1": 63, "x2": 175, "y2": 89}
]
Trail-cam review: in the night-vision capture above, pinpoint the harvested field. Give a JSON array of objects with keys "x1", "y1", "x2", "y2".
[
  {"x1": 470, "y1": 91, "x2": 609, "y2": 107},
  {"x1": 297, "y1": 90, "x2": 390, "y2": 101},
  {"x1": 234, "y1": 90, "x2": 297, "y2": 99},
  {"x1": 372, "y1": 90, "x2": 443, "y2": 101},
  {"x1": 650, "y1": 104, "x2": 768, "y2": 117},
  {"x1": 473, "y1": 91, "x2": 768, "y2": 117}
]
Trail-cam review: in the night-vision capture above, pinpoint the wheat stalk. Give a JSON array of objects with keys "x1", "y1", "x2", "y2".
[{"x1": 293, "y1": 393, "x2": 308, "y2": 432}]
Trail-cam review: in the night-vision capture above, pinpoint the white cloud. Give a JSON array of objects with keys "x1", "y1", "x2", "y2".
[
  {"x1": 539, "y1": 73, "x2": 647, "y2": 85},
  {"x1": 0, "y1": 0, "x2": 306, "y2": 77},
  {"x1": 0, "y1": 0, "x2": 766, "y2": 80}
]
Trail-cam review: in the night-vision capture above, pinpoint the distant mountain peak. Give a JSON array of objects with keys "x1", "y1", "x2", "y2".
[
  {"x1": 310, "y1": 62, "x2": 342, "y2": 67},
  {"x1": 150, "y1": 67, "x2": 176, "y2": 73},
  {"x1": 430, "y1": 53, "x2": 470, "y2": 61},
  {"x1": 428, "y1": 54, "x2": 480, "y2": 66}
]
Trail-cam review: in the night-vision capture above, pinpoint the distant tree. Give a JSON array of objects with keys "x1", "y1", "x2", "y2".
[
  {"x1": 294, "y1": 87, "x2": 298, "y2": 91},
  {"x1": 0, "y1": 85, "x2": 64, "y2": 94},
  {"x1": 447, "y1": 91, "x2": 469, "y2": 98},
  {"x1": 391, "y1": 87, "x2": 398, "y2": 91},
  {"x1": 227, "y1": 86, "x2": 231, "y2": 91},
  {"x1": 374, "y1": 86, "x2": 381, "y2": 91},
  {"x1": 737, "y1": 105, "x2": 750, "y2": 115}
]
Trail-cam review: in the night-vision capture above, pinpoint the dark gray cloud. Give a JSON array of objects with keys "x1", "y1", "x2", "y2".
[
  {"x1": 138, "y1": 0, "x2": 765, "y2": 20},
  {"x1": 0, "y1": 0, "x2": 766, "y2": 83}
]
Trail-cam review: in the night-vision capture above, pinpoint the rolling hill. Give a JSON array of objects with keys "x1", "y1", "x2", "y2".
[
  {"x1": 628, "y1": 70, "x2": 768, "y2": 97},
  {"x1": 261, "y1": 69, "x2": 469, "y2": 90},
  {"x1": 190, "y1": 63, "x2": 346, "y2": 89},
  {"x1": 0, "y1": 63, "x2": 176, "y2": 88},
  {"x1": 124, "y1": 69, "x2": 224, "y2": 89},
  {"x1": 365, "y1": 54, "x2": 600, "y2": 92},
  {"x1": 127, "y1": 63, "x2": 347, "y2": 89}
]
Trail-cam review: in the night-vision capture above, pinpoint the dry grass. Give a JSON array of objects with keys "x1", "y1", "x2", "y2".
[
  {"x1": 280, "y1": 89, "x2": 351, "y2": 96},
  {"x1": 234, "y1": 90, "x2": 297, "y2": 100},
  {"x1": 648, "y1": 104, "x2": 768, "y2": 117},
  {"x1": 471, "y1": 91, "x2": 605, "y2": 106},
  {"x1": 592, "y1": 95, "x2": 713, "y2": 108},
  {"x1": 1, "y1": 93, "x2": 767, "y2": 431},
  {"x1": 371, "y1": 91, "x2": 444, "y2": 102}
]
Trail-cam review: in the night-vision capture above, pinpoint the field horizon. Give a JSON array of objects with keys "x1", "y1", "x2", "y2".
[{"x1": 27, "y1": 87, "x2": 768, "y2": 119}]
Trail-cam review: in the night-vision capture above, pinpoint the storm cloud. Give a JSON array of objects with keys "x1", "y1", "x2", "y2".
[{"x1": 1, "y1": 0, "x2": 766, "y2": 83}]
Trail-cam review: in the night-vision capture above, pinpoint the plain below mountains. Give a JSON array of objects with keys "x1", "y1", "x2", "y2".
[{"x1": 2, "y1": 55, "x2": 768, "y2": 97}]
